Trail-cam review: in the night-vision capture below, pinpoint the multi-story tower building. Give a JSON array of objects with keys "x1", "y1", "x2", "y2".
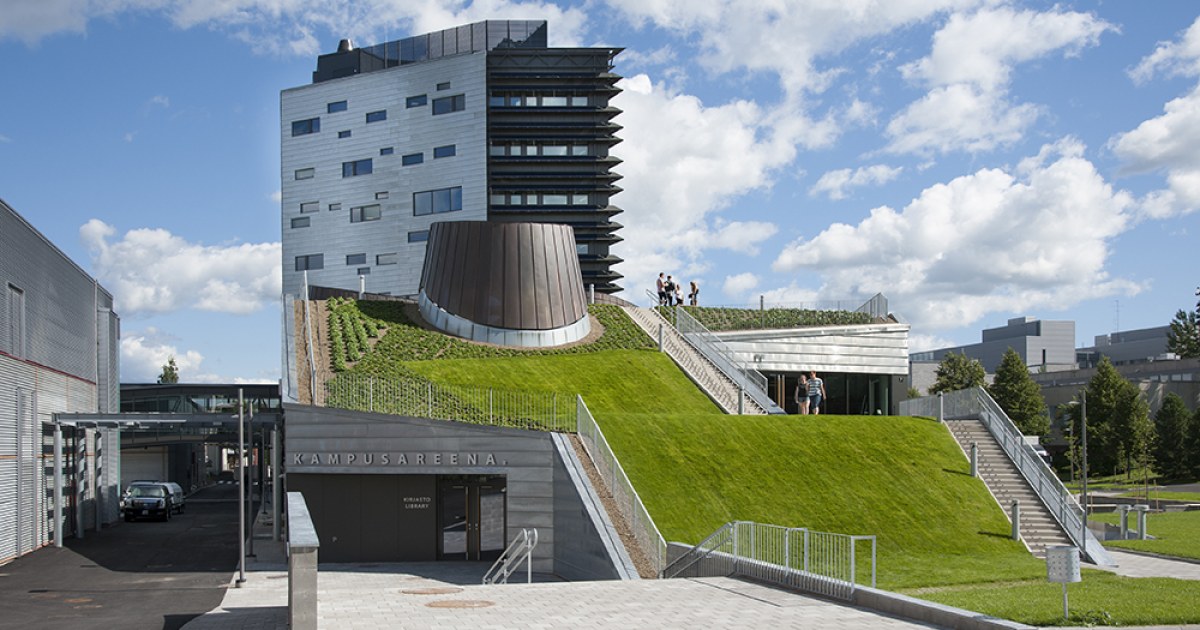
[{"x1": 280, "y1": 20, "x2": 623, "y2": 298}]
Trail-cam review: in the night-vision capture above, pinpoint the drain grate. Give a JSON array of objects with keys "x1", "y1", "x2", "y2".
[
  {"x1": 402, "y1": 587, "x2": 463, "y2": 595},
  {"x1": 426, "y1": 600, "x2": 493, "y2": 609}
]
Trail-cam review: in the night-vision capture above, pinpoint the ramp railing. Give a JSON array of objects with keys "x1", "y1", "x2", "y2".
[
  {"x1": 663, "y1": 521, "x2": 876, "y2": 601},
  {"x1": 483, "y1": 528, "x2": 539, "y2": 584}
]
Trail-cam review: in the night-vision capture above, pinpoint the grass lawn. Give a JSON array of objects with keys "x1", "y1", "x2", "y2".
[
  {"x1": 1091, "y1": 509, "x2": 1200, "y2": 561},
  {"x1": 1117, "y1": 490, "x2": 1200, "y2": 503}
]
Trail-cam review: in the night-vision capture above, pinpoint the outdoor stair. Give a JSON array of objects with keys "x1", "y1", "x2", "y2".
[
  {"x1": 622, "y1": 306, "x2": 767, "y2": 415},
  {"x1": 945, "y1": 419, "x2": 1074, "y2": 557}
]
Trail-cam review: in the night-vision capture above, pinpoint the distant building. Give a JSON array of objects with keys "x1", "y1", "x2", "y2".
[
  {"x1": 909, "y1": 316, "x2": 1075, "y2": 394},
  {"x1": 1076, "y1": 325, "x2": 1173, "y2": 368},
  {"x1": 280, "y1": 20, "x2": 624, "y2": 299},
  {"x1": 1, "y1": 198, "x2": 121, "y2": 563}
]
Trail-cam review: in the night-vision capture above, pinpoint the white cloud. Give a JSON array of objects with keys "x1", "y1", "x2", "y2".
[
  {"x1": 80, "y1": 219, "x2": 281, "y2": 316},
  {"x1": 270, "y1": 190, "x2": 282, "y2": 203},
  {"x1": 1111, "y1": 18, "x2": 1200, "y2": 219},
  {"x1": 147, "y1": 94, "x2": 169, "y2": 108},
  {"x1": 1129, "y1": 17, "x2": 1200, "y2": 83},
  {"x1": 722, "y1": 272, "x2": 759, "y2": 298},
  {"x1": 810, "y1": 164, "x2": 903, "y2": 200},
  {"x1": 909, "y1": 333, "x2": 958, "y2": 354},
  {"x1": 120, "y1": 328, "x2": 206, "y2": 383},
  {"x1": 0, "y1": 0, "x2": 589, "y2": 54},
  {"x1": 123, "y1": 131, "x2": 136, "y2": 143},
  {"x1": 886, "y1": 6, "x2": 1112, "y2": 155},
  {"x1": 612, "y1": 73, "x2": 807, "y2": 297},
  {"x1": 773, "y1": 138, "x2": 1139, "y2": 330},
  {"x1": 606, "y1": 0, "x2": 975, "y2": 97}
]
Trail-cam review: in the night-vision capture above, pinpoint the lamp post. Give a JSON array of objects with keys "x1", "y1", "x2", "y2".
[
  {"x1": 1080, "y1": 390, "x2": 1088, "y2": 550},
  {"x1": 236, "y1": 388, "x2": 246, "y2": 587}
]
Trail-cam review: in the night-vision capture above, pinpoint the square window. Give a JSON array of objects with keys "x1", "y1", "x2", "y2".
[
  {"x1": 570, "y1": 96, "x2": 588, "y2": 107},
  {"x1": 329, "y1": 202, "x2": 341, "y2": 212},
  {"x1": 291, "y1": 117, "x2": 319, "y2": 136},
  {"x1": 571, "y1": 145, "x2": 589, "y2": 156},
  {"x1": 402, "y1": 153, "x2": 424, "y2": 166},
  {"x1": 488, "y1": 95, "x2": 505, "y2": 107},
  {"x1": 346, "y1": 253, "x2": 367, "y2": 265},
  {"x1": 291, "y1": 217, "x2": 310, "y2": 228},
  {"x1": 489, "y1": 145, "x2": 505, "y2": 156},
  {"x1": 300, "y1": 201, "x2": 319, "y2": 213},
  {"x1": 350, "y1": 204, "x2": 382, "y2": 223},
  {"x1": 431, "y1": 94, "x2": 466, "y2": 115},
  {"x1": 433, "y1": 145, "x2": 456, "y2": 158},
  {"x1": 294, "y1": 167, "x2": 315, "y2": 180},
  {"x1": 380, "y1": 147, "x2": 394, "y2": 156},
  {"x1": 295, "y1": 254, "x2": 323, "y2": 271},
  {"x1": 376, "y1": 253, "x2": 398, "y2": 265},
  {"x1": 406, "y1": 95, "x2": 427, "y2": 108},
  {"x1": 365, "y1": 110, "x2": 387, "y2": 123},
  {"x1": 338, "y1": 130, "x2": 351, "y2": 138},
  {"x1": 327, "y1": 100, "x2": 347, "y2": 113},
  {"x1": 375, "y1": 191, "x2": 389, "y2": 200},
  {"x1": 571, "y1": 194, "x2": 589, "y2": 205},
  {"x1": 357, "y1": 267, "x2": 371, "y2": 275},
  {"x1": 490, "y1": 194, "x2": 506, "y2": 205},
  {"x1": 408, "y1": 230, "x2": 429, "y2": 243},
  {"x1": 436, "y1": 82, "x2": 451, "y2": 91},
  {"x1": 576, "y1": 243, "x2": 589, "y2": 255},
  {"x1": 342, "y1": 158, "x2": 373, "y2": 177}
]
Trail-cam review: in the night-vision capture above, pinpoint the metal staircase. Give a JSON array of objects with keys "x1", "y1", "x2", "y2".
[{"x1": 622, "y1": 304, "x2": 767, "y2": 414}]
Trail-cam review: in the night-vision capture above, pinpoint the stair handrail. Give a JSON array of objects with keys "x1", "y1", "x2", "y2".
[
  {"x1": 671, "y1": 306, "x2": 782, "y2": 414},
  {"x1": 920, "y1": 388, "x2": 1113, "y2": 566},
  {"x1": 662, "y1": 522, "x2": 735, "y2": 579},
  {"x1": 482, "y1": 528, "x2": 539, "y2": 585}
]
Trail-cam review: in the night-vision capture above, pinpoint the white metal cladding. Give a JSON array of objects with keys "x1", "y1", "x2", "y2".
[
  {"x1": 713, "y1": 323, "x2": 910, "y2": 375},
  {"x1": 96, "y1": 309, "x2": 121, "y2": 413},
  {"x1": 281, "y1": 53, "x2": 489, "y2": 298}
]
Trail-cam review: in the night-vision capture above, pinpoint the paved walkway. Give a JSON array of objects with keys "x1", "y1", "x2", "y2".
[{"x1": 1088, "y1": 549, "x2": 1200, "y2": 580}]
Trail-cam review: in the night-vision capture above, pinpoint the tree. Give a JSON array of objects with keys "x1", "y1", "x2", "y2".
[
  {"x1": 1153, "y1": 393, "x2": 1192, "y2": 480},
  {"x1": 929, "y1": 352, "x2": 986, "y2": 395},
  {"x1": 989, "y1": 347, "x2": 1049, "y2": 436},
  {"x1": 1189, "y1": 406, "x2": 1200, "y2": 477},
  {"x1": 1167, "y1": 309, "x2": 1200, "y2": 359},
  {"x1": 1073, "y1": 357, "x2": 1155, "y2": 477},
  {"x1": 157, "y1": 356, "x2": 179, "y2": 384}
]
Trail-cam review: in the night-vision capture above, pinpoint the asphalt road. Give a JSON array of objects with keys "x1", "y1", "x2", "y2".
[{"x1": 0, "y1": 484, "x2": 255, "y2": 630}]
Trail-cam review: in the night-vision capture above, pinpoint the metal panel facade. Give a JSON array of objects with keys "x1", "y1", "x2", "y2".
[
  {"x1": 281, "y1": 53, "x2": 489, "y2": 298},
  {"x1": 715, "y1": 324, "x2": 911, "y2": 376}
]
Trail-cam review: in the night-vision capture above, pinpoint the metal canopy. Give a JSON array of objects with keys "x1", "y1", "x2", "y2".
[{"x1": 53, "y1": 412, "x2": 282, "y2": 429}]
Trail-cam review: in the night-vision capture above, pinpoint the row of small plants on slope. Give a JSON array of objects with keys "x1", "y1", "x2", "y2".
[
  {"x1": 327, "y1": 297, "x2": 389, "y2": 372},
  {"x1": 675, "y1": 306, "x2": 872, "y2": 331}
]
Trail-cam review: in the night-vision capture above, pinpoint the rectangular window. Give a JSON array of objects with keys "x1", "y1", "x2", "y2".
[
  {"x1": 570, "y1": 96, "x2": 589, "y2": 107},
  {"x1": 350, "y1": 204, "x2": 382, "y2": 223},
  {"x1": 433, "y1": 145, "x2": 456, "y2": 158},
  {"x1": 571, "y1": 194, "x2": 589, "y2": 205},
  {"x1": 489, "y1": 145, "x2": 505, "y2": 156},
  {"x1": 291, "y1": 117, "x2": 320, "y2": 136},
  {"x1": 291, "y1": 217, "x2": 310, "y2": 228},
  {"x1": 432, "y1": 94, "x2": 466, "y2": 115},
  {"x1": 413, "y1": 187, "x2": 462, "y2": 216},
  {"x1": 570, "y1": 145, "x2": 589, "y2": 156},
  {"x1": 375, "y1": 191, "x2": 389, "y2": 200},
  {"x1": 376, "y1": 253, "x2": 398, "y2": 265},
  {"x1": 327, "y1": 100, "x2": 347, "y2": 113},
  {"x1": 346, "y1": 253, "x2": 367, "y2": 265},
  {"x1": 408, "y1": 230, "x2": 429, "y2": 243},
  {"x1": 542, "y1": 96, "x2": 568, "y2": 107},
  {"x1": 338, "y1": 130, "x2": 351, "y2": 138},
  {"x1": 328, "y1": 202, "x2": 341, "y2": 212},
  {"x1": 436, "y1": 81, "x2": 451, "y2": 91},
  {"x1": 380, "y1": 147, "x2": 394, "y2": 156},
  {"x1": 406, "y1": 95, "x2": 427, "y2": 108},
  {"x1": 576, "y1": 243, "x2": 589, "y2": 255},
  {"x1": 357, "y1": 267, "x2": 371, "y2": 276},
  {"x1": 300, "y1": 201, "x2": 319, "y2": 213},
  {"x1": 365, "y1": 110, "x2": 387, "y2": 123},
  {"x1": 294, "y1": 254, "x2": 324, "y2": 271},
  {"x1": 295, "y1": 167, "x2": 315, "y2": 180},
  {"x1": 402, "y1": 153, "x2": 424, "y2": 166},
  {"x1": 489, "y1": 95, "x2": 505, "y2": 107},
  {"x1": 7, "y1": 284, "x2": 24, "y2": 359},
  {"x1": 543, "y1": 194, "x2": 568, "y2": 205},
  {"x1": 490, "y1": 194, "x2": 506, "y2": 206},
  {"x1": 342, "y1": 159, "x2": 373, "y2": 177},
  {"x1": 542, "y1": 145, "x2": 568, "y2": 156}
]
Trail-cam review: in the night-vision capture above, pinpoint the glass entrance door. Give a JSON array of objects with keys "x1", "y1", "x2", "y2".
[{"x1": 437, "y1": 475, "x2": 506, "y2": 561}]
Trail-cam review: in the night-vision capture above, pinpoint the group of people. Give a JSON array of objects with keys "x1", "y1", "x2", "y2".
[
  {"x1": 656, "y1": 273, "x2": 699, "y2": 306},
  {"x1": 793, "y1": 371, "x2": 826, "y2": 415}
]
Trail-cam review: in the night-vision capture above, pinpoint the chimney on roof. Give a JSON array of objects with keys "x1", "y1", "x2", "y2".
[{"x1": 337, "y1": 39, "x2": 353, "y2": 53}]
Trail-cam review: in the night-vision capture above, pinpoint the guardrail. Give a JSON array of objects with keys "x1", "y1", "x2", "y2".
[
  {"x1": 287, "y1": 492, "x2": 320, "y2": 630},
  {"x1": 899, "y1": 388, "x2": 1113, "y2": 566},
  {"x1": 671, "y1": 307, "x2": 783, "y2": 414},
  {"x1": 664, "y1": 521, "x2": 876, "y2": 601},
  {"x1": 575, "y1": 395, "x2": 667, "y2": 576},
  {"x1": 323, "y1": 373, "x2": 575, "y2": 432},
  {"x1": 483, "y1": 528, "x2": 539, "y2": 584}
]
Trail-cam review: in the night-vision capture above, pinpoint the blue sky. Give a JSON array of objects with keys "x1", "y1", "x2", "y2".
[{"x1": 2, "y1": 1, "x2": 1198, "y2": 383}]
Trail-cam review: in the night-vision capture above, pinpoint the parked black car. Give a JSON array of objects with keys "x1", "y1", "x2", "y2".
[{"x1": 122, "y1": 483, "x2": 173, "y2": 521}]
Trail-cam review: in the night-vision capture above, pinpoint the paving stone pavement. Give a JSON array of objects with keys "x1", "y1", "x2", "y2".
[{"x1": 1087, "y1": 549, "x2": 1200, "y2": 580}]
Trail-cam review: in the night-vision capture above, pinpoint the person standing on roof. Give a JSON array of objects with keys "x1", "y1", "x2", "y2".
[{"x1": 656, "y1": 273, "x2": 666, "y2": 306}]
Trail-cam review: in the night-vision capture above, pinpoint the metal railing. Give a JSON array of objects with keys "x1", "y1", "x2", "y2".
[
  {"x1": 324, "y1": 373, "x2": 574, "y2": 432},
  {"x1": 301, "y1": 272, "x2": 318, "y2": 405},
  {"x1": 663, "y1": 521, "x2": 876, "y2": 601},
  {"x1": 899, "y1": 388, "x2": 1112, "y2": 565},
  {"x1": 672, "y1": 307, "x2": 781, "y2": 413},
  {"x1": 575, "y1": 395, "x2": 668, "y2": 576},
  {"x1": 483, "y1": 528, "x2": 539, "y2": 584}
]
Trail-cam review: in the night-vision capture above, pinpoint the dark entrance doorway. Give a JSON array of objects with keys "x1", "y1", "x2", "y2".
[{"x1": 438, "y1": 475, "x2": 506, "y2": 561}]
